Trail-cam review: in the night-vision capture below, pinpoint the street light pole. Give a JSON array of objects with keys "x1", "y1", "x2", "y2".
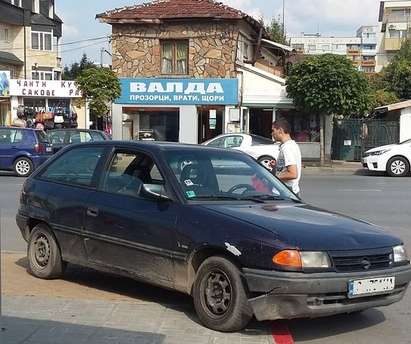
[{"x1": 282, "y1": 0, "x2": 285, "y2": 36}]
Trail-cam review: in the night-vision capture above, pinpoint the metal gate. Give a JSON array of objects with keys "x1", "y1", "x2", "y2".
[{"x1": 332, "y1": 119, "x2": 399, "y2": 161}]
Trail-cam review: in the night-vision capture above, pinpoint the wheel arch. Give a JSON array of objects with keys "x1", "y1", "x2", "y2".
[
  {"x1": 186, "y1": 245, "x2": 244, "y2": 295},
  {"x1": 386, "y1": 155, "x2": 410, "y2": 170}
]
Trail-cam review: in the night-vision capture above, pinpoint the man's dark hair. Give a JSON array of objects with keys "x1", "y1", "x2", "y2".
[{"x1": 272, "y1": 119, "x2": 291, "y2": 134}]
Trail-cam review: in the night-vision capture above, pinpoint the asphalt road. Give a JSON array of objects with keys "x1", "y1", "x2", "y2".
[{"x1": 1, "y1": 170, "x2": 411, "y2": 344}]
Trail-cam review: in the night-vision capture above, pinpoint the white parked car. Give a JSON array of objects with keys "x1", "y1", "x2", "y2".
[
  {"x1": 203, "y1": 133, "x2": 280, "y2": 169},
  {"x1": 362, "y1": 139, "x2": 411, "y2": 177}
]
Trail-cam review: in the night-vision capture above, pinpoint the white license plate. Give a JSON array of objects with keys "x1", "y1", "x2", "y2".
[
  {"x1": 46, "y1": 147, "x2": 53, "y2": 153},
  {"x1": 348, "y1": 277, "x2": 395, "y2": 298}
]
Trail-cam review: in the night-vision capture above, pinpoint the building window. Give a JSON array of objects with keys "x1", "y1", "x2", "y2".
[
  {"x1": 321, "y1": 44, "x2": 330, "y2": 51},
  {"x1": 11, "y1": 0, "x2": 22, "y2": 7},
  {"x1": 0, "y1": 28, "x2": 9, "y2": 42},
  {"x1": 31, "y1": 31, "x2": 53, "y2": 51},
  {"x1": 308, "y1": 44, "x2": 316, "y2": 52},
  {"x1": 161, "y1": 40, "x2": 188, "y2": 75},
  {"x1": 32, "y1": 71, "x2": 53, "y2": 80}
]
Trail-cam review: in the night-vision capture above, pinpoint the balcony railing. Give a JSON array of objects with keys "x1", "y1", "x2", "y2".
[
  {"x1": 347, "y1": 48, "x2": 361, "y2": 54},
  {"x1": 361, "y1": 60, "x2": 376, "y2": 66},
  {"x1": 383, "y1": 14, "x2": 411, "y2": 24},
  {"x1": 384, "y1": 37, "x2": 406, "y2": 51}
]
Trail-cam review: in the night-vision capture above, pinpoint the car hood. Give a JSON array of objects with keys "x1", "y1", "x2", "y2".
[
  {"x1": 366, "y1": 144, "x2": 397, "y2": 153},
  {"x1": 200, "y1": 203, "x2": 400, "y2": 251}
]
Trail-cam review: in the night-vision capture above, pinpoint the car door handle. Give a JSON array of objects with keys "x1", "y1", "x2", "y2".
[{"x1": 87, "y1": 207, "x2": 99, "y2": 217}]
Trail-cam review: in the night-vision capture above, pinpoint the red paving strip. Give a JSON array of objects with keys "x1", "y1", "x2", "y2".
[{"x1": 271, "y1": 321, "x2": 294, "y2": 344}]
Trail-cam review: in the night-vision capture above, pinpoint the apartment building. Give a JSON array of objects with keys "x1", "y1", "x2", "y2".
[
  {"x1": 289, "y1": 26, "x2": 378, "y2": 73},
  {"x1": 376, "y1": 0, "x2": 411, "y2": 71}
]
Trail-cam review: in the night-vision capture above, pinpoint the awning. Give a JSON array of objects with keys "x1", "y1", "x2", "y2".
[
  {"x1": 0, "y1": 51, "x2": 23, "y2": 66},
  {"x1": 375, "y1": 100, "x2": 411, "y2": 112},
  {"x1": 261, "y1": 39, "x2": 293, "y2": 52}
]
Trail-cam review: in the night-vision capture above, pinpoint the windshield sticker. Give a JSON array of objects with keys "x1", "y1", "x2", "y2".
[
  {"x1": 186, "y1": 190, "x2": 196, "y2": 198},
  {"x1": 184, "y1": 179, "x2": 194, "y2": 186}
]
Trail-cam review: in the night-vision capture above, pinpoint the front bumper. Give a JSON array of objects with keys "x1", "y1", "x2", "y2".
[
  {"x1": 361, "y1": 156, "x2": 386, "y2": 171},
  {"x1": 243, "y1": 265, "x2": 411, "y2": 321}
]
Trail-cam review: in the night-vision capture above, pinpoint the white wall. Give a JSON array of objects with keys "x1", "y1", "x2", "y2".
[
  {"x1": 400, "y1": 107, "x2": 411, "y2": 142},
  {"x1": 238, "y1": 65, "x2": 292, "y2": 106},
  {"x1": 179, "y1": 105, "x2": 197, "y2": 144}
]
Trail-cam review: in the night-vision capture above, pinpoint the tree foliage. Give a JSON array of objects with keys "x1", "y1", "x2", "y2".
[
  {"x1": 264, "y1": 16, "x2": 288, "y2": 45},
  {"x1": 369, "y1": 89, "x2": 399, "y2": 111},
  {"x1": 286, "y1": 54, "x2": 371, "y2": 117},
  {"x1": 382, "y1": 39, "x2": 411, "y2": 99},
  {"x1": 76, "y1": 68, "x2": 121, "y2": 117},
  {"x1": 63, "y1": 54, "x2": 95, "y2": 80}
]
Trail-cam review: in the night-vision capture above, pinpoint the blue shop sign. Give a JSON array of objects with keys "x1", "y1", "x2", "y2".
[{"x1": 116, "y1": 78, "x2": 238, "y2": 105}]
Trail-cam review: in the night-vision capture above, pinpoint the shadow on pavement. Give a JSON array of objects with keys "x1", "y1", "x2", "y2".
[
  {"x1": 288, "y1": 309, "x2": 386, "y2": 342},
  {"x1": 14, "y1": 257, "x2": 267, "y2": 335},
  {"x1": 354, "y1": 169, "x2": 387, "y2": 177},
  {"x1": 0, "y1": 316, "x2": 165, "y2": 344}
]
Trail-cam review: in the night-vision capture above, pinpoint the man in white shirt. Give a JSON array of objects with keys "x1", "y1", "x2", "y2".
[{"x1": 270, "y1": 119, "x2": 302, "y2": 197}]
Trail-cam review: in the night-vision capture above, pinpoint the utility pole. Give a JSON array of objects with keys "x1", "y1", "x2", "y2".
[{"x1": 282, "y1": 0, "x2": 285, "y2": 36}]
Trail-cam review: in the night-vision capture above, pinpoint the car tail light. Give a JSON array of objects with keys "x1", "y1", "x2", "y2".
[
  {"x1": 272, "y1": 250, "x2": 302, "y2": 269},
  {"x1": 34, "y1": 143, "x2": 46, "y2": 154}
]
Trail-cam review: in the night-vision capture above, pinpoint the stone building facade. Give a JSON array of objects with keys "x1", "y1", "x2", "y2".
[{"x1": 112, "y1": 22, "x2": 238, "y2": 78}]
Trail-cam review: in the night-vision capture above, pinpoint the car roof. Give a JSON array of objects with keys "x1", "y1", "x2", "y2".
[
  {"x1": 69, "y1": 140, "x2": 246, "y2": 155},
  {"x1": 0, "y1": 126, "x2": 41, "y2": 132},
  {"x1": 47, "y1": 128, "x2": 102, "y2": 132}
]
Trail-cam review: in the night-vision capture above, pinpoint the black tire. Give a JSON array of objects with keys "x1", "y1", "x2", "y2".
[
  {"x1": 13, "y1": 157, "x2": 34, "y2": 177},
  {"x1": 27, "y1": 223, "x2": 65, "y2": 279},
  {"x1": 257, "y1": 155, "x2": 275, "y2": 170},
  {"x1": 386, "y1": 156, "x2": 410, "y2": 177},
  {"x1": 192, "y1": 256, "x2": 253, "y2": 332}
]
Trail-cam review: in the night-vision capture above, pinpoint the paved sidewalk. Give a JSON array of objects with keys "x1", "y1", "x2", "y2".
[{"x1": 1, "y1": 253, "x2": 273, "y2": 344}]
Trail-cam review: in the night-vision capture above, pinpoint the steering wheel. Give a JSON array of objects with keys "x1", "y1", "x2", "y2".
[{"x1": 227, "y1": 184, "x2": 255, "y2": 195}]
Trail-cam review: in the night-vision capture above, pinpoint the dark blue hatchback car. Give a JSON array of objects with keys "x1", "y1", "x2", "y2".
[
  {"x1": 16, "y1": 141, "x2": 411, "y2": 332},
  {"x1": 0, "y1": 127, "x2": 53, "y2": 176}
]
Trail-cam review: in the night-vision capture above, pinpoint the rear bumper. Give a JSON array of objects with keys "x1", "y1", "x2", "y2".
[{"x1": 243, "y1": 265, "x2": 411, "y2": 321}]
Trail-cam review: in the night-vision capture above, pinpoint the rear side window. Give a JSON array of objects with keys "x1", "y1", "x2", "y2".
[
  {"x1": 35, "y1": 130, "x2": 49, "y2": 143},
  {"x1": 0, "y1": 129, "x2": 12, "y2": 144},
  {"x1": 48, "y1": 131, "x2": 66, "y2": 144},
  {"x1": 40, "y1": 147, "x2": 105, "y2": 187},
  {"x1": 90, "y1": 131, "x2": 106, "y2": 141},
  {"x1": 251, "y1": 135, "x2": 274, "y2": 145},
  {"x1": 69, "y1": 131, "x2": 92, "y2": 143}
]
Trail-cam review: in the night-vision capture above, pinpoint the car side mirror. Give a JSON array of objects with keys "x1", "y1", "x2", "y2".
[{"x1": 141, "y1": 183, "x2": 171, "y2": 201}]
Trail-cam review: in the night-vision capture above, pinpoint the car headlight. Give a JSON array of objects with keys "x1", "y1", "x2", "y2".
[
  {"x1": 370, "y1": 149, "x2": 390, "y2": 156},
  {"x1": 272, "y1": 250, "x2": 331, "y2": 269},
  {"x1": 301, "y1": 251, "x2": 331, "y2": 268},
  {"x1": 393, "y1": 245, "x2": 409, "y2": 263}
]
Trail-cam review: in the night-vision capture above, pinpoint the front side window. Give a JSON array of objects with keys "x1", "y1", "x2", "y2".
[
  {"x1": 40, "y1": 147, "x2": 105, "y2": 187},
  {"x1": 165, "y1": 150, "x2": 297, "y2": 201},
  {"x1": 102, "y1": 151, "x2": 164, "y2": 198},
  {"x1": 161, "y1": 40, "x2": 188, "y2": 75},
  {"x1": 223, "y1": 136, "x2": 243, "y2": 148},
  {"x1": 69, "y1": 131, "x2": 92, "y2": 143}
]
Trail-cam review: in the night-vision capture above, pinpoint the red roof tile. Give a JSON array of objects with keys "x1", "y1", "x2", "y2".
[{"x1": 97, "y1": 0, "x2": 254, "y2": 22}]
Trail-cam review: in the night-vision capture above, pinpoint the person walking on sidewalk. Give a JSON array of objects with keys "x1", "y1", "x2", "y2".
[{"x1": 270, "y1": 119, "x2": 302, "y2": 197}]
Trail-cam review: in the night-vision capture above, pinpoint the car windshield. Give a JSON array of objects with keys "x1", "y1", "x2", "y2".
[{"x1": 164, "y1": 149, "x2": 299, "y2": 202}]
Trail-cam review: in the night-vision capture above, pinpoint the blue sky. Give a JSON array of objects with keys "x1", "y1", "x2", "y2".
[{"x1": 57, "y1": 0, "x2": 381, "y2": 67}]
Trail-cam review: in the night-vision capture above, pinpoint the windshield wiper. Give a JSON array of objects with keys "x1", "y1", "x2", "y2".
[
  {"x1": 240, "y1": 194, "x2": 286, "y2": 201},
  {"x1": 190, "y1": 195, "x2": 265, "y2": 203}
]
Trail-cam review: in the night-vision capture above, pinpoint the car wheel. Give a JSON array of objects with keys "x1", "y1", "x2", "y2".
[
  {"x1": 386, "y1": 156, "x2": 410, "y2": 177},
  {"x1": 14, "y1": 157, "x2": 34, "y2": 177},
  {"x1": 257, "y1": 155, "x2": 275, "y2": 170},
  {"x1": 27, "y1": 224, "x2": 66, "y2": 279},
  {"x1": 192, "y1": 256, "x2": 253, "y2": 332}
]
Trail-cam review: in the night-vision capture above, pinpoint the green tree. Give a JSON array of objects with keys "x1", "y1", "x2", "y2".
[
  {"x1": 286, "y1": 54, "x2": 371, "y2": 163},
  {"x1": 76, "y1": 67, "x2": 121, "y2": 117},
  {"x1": 369, "y1": 89, "x2": 399, "y2": 112},
  {"x1": 264, "y1": 16, "x2": 288, "y2": 45},
  {"x1": 63, "y1": 54, "x2": 95, "y2": 80},
  {"x1": 383, "y1": 39, "x2": 411, "y2": 99}
]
